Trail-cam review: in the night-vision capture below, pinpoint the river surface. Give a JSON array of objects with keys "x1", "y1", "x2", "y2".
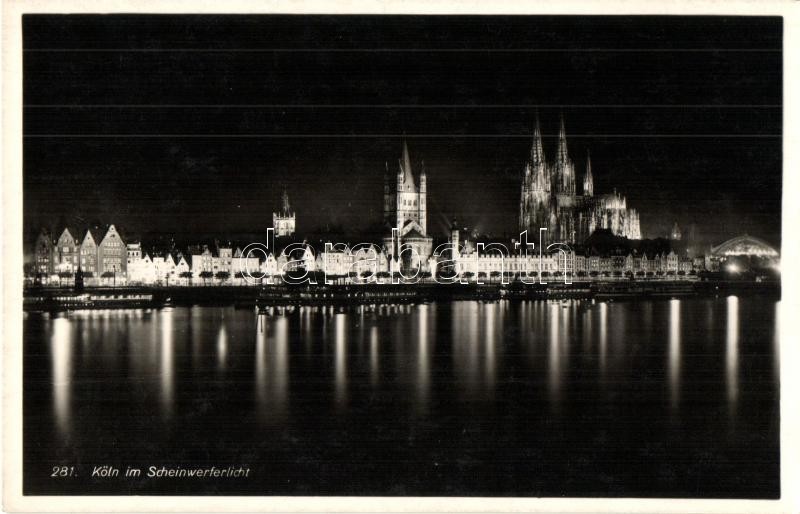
[{"x1": 23, "y1": 297, "x2": 780, "y2": 497}]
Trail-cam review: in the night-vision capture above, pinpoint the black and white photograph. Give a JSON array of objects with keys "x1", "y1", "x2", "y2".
[{"x1": 3, "y1": 3, "x2": 798, "y2": 513}]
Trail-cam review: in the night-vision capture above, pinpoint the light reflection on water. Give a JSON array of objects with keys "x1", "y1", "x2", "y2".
[
  {"x1": 255, "y1": 313, "x2": 268, "y2": 422},
  {"x1": 301, "y1": 306, "x2": 312, "y2": 356},
  {"x1": 38, "y1": 298, "x2": 779, "y2": 442},
  {"x1": 50, "y1": 316, "x2": 72, "y2": 441},
  {"x1": 416, "y1": 303, "x2": 431, "y2": 414},
  {"x1": 369, "y1": 326, "x2": 379, "y2": 387},
  {"x1": 274, "y1": 316, "x2": 289, "y2": 420},
  {"x1": 599, "y1": 301, "x2": 608, "y2": 376},
  {"x1": 774, "y1": 300, "x2": 781, "y2": 378},
  {"x1": 582, "y1": 305, "x2": 592, "y2": 355},
  {"x1": 548, "y1": 303, "x2": 561, "y2": 408},
  {"x1": 467, "y1": 302, "x2": 479, "y2": 394},
  {"x1": 726, "y1": 296, "x2": 739, "y2": 417},
  {"x1": 669, "y1": 298, "x2": 681, "y2": 412},
  {"x1": 452, "y1": 302, "x2": 478, "y2": 396},
  {"x1": 255, "y1": 314, "x2": 289, "y2": 423},
  {"x1": 216, "y1": 323, "x2": 228, "y2": 369},
  {"x1": 484, "y1": 302, "x2": 496, "y2": 398},
  {"x1": 160, "y1": 308, "x2": 174, "y2": 419},
  {"x1": 334, "y1": 313, "x2": 347, "y2": 410},
  {"x1": 191, "y1": 306, "x2": 202, "y2": 370}
]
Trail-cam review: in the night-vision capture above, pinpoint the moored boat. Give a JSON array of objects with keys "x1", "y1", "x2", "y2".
[{"x1": 24, "y1": 291, "x2": 155, "y2": 311}]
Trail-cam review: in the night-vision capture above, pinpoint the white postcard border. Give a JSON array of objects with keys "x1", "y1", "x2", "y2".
[{"x1": 2, "y1": 1, "x2": 798, "y2": 512}]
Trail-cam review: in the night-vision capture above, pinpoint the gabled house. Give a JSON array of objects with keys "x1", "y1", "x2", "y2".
[
  {"x1": 97, "y1": 224, "x2": 127, "y2": 281},
  {"x1": 174, "y1": 255, "x2": 191, "y2": 285},
  {"x1": 217, "y1": 247, "x2": 233, "y2": 275},
  {"x1": 54, "y1": 228, "x2": 79, "y2": 274},
  {"x1": 231, "y1": 247, "x2": 260, "y2": 283},
  {"x1": 175, "y1": 255, "x2": 190, "y2": 275},
  {"x1": 79, "y1": 229, "x2": 99, "y2": 277},
  {"x1": 153, "y1": 254, "x2": 176, "y2": 284},
  {"x1": 190, "y1": 246, "x2": 216, "y2": 285},
  {"x1": 191, "y1": 245, "x2": 214, "y2": 276},
  {"x1": 33, "y1": 229, "x2": 53, "y2": 276},
  {"x1": 623, "y1": 253, "x2": 634, "y2": 272},
  {"x1": 319, "y1": 244, "x2": 353, "y2": 277},
  {"x1": 666, "y1": 250, "x2": 679, "y2": 272},
  {"x1": 263, "y1": 253, "x2": 278, "y2": 279}
]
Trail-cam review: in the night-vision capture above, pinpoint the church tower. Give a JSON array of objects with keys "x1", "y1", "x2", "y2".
[
  {"x1": 519, "y1": 117, "x2": 552, "y2": 236},
  {"x1": 554, "y1": 115, "x2": 576, "y2": 196},
  {"x1": 393, "y1": 140, "x2": 427, "y2": 236},
  {"x1": 273, "y1": 189, "x2": 296, "y2": 237},
  {"x1": 519, "y1": 161, "x2": 531, "y2": 231},
  {"x1": 383, "y1": 140, "x2": 433, "y2": 272},
  {"x1": 583, "y1": 151, "x2": 594, "y2": 197}
]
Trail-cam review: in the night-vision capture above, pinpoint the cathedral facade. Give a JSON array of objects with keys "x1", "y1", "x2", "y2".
[{"x1": 519, "y1": 117, "x2": 641, "y2": 244}]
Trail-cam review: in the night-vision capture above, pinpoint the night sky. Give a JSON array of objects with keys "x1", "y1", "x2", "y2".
[{"x1": 23, "y1": 15, "x2": 782, "y2": 249}]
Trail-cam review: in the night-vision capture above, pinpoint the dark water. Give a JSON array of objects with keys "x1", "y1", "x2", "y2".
[{"x1": 23, "y1": 297, "x2": 780, "y2": 497}]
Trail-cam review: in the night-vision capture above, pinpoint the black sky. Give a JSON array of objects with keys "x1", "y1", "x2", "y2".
[{"x1": 22, "y1": 15, "x2": 782, "y2": 248}]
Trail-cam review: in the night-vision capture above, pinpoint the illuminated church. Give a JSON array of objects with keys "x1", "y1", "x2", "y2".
[
  {"x1": 382, "y1": 140, "x2": 434, "y2": 270},
  {"x1": 519, "y1": 117, "x2": 641, "y2": 244}
]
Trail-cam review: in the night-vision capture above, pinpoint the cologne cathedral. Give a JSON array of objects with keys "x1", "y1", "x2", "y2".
[{"x1": 519, "y1": 117, "x2": 642, "y2": 244}]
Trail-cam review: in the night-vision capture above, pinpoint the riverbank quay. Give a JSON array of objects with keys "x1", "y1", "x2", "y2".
[{"x1": 23, "y1": 279, "x2": 780, "y2": 312}]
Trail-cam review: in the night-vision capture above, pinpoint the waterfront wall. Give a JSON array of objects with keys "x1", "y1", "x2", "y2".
[{"x1": 23, "y1": 279, "x2": 780, "y2": 311}]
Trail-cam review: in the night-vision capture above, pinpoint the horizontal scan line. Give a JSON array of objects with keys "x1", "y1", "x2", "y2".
[
  {"x1": 22, "y1": 48, "x2": 781, "y2": 53},
  {"x1": 23, "y1": 134, "x2": 781, "y2": 138},
  {"x1": 23, "y1": 104, "x2": 783, "y2": 109}
]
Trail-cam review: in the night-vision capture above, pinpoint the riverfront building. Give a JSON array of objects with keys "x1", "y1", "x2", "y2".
[
  {"x1": 53, "y1": 228, "x2": 79, "y2": 274},
  {"x1": 79, "y1": 230, "x2": 98, "y2": 276},
  {"x1": 32, "y1": 225, "x2": 126, "y2": 284},
  {"x1": 709, "y1": 234, "x2": 780, "y2": 272},
  {"x1": 97, "y1": 224, "x2": 127, "y2": 281},
  {"x1": 438, "y1": 223, "x2": 693, "y2": 281},
  {"x1": 33, "y1": 229, "x2": 53, "y2": 275}
]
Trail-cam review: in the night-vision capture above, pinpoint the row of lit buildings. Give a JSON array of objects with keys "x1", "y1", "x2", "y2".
[
  {"x1": 33, "y1": 224, "x2": 126, "y2": 279},
  {"x1": 31, "y1": 221, "x2": 710, "y2": 286},
  {"x1": 30, "y1": 223, "x2": 779, "y2": 286}
]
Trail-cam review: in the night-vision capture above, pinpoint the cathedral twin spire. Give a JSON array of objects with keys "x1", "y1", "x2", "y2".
[
  {"x1": 531, "y1": 114, "x2": 569, "y2": 163},
  {"x1": 584, "y1": 151, "x2": 594, "y2": 197},
  {"x1": 520, "y1": 116, "x2": 641, "y2": 242},
  {"x1": 531, "y1": 117, "x2": 545, "y2": 166},
  {"x1": 556, "y1": 115, "x2": 569, "y2": 165},
  {"x1": 526, "y1": 115, "x2": 590, "y2": 196}
]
